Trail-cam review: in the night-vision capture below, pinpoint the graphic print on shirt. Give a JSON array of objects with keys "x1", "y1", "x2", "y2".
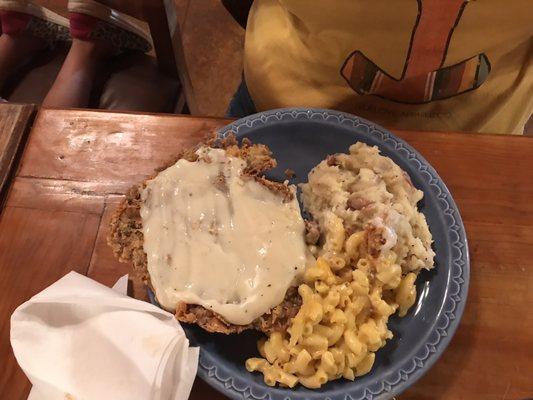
[{"x1": 340, "y1": 0, "x2": 490, "y2": 104}]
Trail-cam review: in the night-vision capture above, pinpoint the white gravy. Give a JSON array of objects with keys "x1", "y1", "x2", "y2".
[{"x1": 140, "y1": 148, "x2": 308, "y2": 325}]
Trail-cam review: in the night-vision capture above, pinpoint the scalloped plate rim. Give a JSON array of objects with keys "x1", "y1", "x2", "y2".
[{"x1": 150, "y1": 108, "x2": 470, "y2": 400}]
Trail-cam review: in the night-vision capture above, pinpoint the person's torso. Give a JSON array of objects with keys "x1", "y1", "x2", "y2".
[{"x1": 244, "y1": 0, "x2": 533, "y2": 134}]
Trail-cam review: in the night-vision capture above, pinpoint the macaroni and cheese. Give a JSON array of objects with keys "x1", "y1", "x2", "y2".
[{"x1": 246, "y1": 143, "x2": 435, "y2": 388}]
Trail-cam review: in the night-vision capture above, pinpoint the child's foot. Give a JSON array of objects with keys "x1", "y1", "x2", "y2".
[
  {"x1": 68, "y1": 0, "x2": 151, "y2": 54},
  {"x1": 0, "y1": 4, "x2": 70, "y2": 46}
]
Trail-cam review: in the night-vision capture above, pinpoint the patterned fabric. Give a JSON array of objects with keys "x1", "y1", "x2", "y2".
[
  {"x1": 341, "y1": 52, "x2": 491, "y2": 104},
  {"x1": 91, "y1": 20, "x2": 151, "y2": 53},
  {"x1": 26, "y1": 16, "x2": 70, "y2": 47}
]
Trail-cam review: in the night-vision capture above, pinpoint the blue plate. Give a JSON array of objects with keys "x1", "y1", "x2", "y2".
[{"x1": 149, "y1": 108, "x2": 469, "y2": 400}]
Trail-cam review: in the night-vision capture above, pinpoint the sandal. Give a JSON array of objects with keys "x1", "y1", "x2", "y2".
[
  {"x1": 68, "y1": 0, "x2": 152, "y2": 53},
  {"x1": 0, "y1": 0, "x2": 70, "y2": 46}
]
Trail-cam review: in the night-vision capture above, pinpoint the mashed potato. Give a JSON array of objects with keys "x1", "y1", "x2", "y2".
[
  {"x1": 246, "y1": 142, "x2": 435, "y2": 388},
  {"x1": 301, "y1": 142, "x2": 435, "y2": 273}
]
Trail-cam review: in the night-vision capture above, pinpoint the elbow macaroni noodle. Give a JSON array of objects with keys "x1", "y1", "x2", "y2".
[
  {"x1": 246, "y1": 251, "x2": 418, "y2": 388},
  {"x1": 246, "y1": 143, "x2": 434, "y2": 388}
]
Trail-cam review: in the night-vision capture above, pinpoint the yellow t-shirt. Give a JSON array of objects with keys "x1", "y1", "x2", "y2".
[{"x1": 244, "y1": 0, "x2": 533, "y2": 134}]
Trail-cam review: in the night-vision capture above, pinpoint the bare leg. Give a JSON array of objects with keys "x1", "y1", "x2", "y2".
[
  {"x1": 43, "y1": 1, "x2": 148, "y2": 108},
  {"x1": 42, "y1": 37, "x2": 113, "y2": 108},
  {"x1": 0, "y1": 32, "x2": 46, "y2": 91}
]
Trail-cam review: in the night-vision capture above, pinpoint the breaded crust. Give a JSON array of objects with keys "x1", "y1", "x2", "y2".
[{"x1": 107, "y1": 133, "x2": 301, "y2": 334}]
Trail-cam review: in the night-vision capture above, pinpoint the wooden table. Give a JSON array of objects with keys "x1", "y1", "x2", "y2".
[
  {"x1": 0, "y1": 109, "x2": 532, "y2": 400},
  {"x1": 0, "y1": 103, "x2": 36, "y2": 207}
]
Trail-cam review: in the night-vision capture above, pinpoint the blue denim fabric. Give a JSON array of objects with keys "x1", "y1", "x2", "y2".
[{"x1": 226, "y1": 79, "x2": 257, "y2": 118}]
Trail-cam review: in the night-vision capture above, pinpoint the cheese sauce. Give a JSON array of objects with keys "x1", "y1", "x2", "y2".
[{"x1": 140, "y1": 148, "x2": 308, "y2": 325}]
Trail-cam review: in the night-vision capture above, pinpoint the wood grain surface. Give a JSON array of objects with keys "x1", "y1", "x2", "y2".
[
  {"x1": 0, "y1": 103, "x2": 35, "y2": 207},
  {"x1": 1, "y1": 108, "x2": 532, "y2": 400}
]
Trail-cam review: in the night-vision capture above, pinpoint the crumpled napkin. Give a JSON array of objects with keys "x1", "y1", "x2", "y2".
[{"x1": 10, "y1": 271, "x2": 199, "y2": 400}]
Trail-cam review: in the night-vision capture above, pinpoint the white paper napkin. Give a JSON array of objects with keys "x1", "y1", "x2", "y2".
[{"x1": 10, "y1": 271, "x2": 199, "y2": 400}]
